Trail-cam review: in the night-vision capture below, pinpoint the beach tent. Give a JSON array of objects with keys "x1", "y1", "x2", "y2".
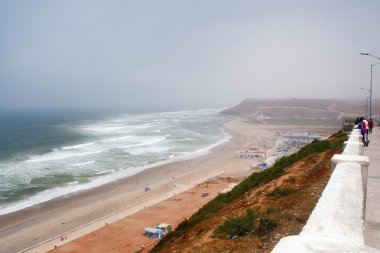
[
  {"x1": 144, "y1": 227, "x2": 165, "y2": 238},
  {"x1": 259, "y1": 163, "x2": 268, "y2": 169},
  {"x1": 156, "y1": 223, "x2": 172, "y2": 233}
]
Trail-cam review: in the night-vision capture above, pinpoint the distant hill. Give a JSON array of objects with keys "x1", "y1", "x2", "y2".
[{"x1": 221, "y1": 98, "x2": 380, "y2": 124}]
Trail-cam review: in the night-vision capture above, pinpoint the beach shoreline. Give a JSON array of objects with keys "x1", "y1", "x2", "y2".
[
  {"x1": 0, "y1": 117, "x2": 339, "y2": 253},
  {"x1": 0, "y1": 117, "x2": 244, "y2": 253}
]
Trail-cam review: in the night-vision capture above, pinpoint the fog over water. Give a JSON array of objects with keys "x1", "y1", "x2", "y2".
[{"x1": 0, "y1": 1, "x2": 380, "y2": 111}]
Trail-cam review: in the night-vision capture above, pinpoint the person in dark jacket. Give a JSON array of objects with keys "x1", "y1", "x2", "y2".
[
  {"x1": 355, "y1": 117, "x2": 361, "y2": 125},
  {"x1": 368, "y1": 118, "x2": 374, "y2": 134}
]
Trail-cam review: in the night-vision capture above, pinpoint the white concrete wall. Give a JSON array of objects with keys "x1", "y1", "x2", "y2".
[{"x1": 272, "y1": 129, "x2": 379, "y2": 253}]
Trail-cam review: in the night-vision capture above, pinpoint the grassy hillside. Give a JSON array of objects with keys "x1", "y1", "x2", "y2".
[{"x1": 150, "y1": 130, "x2": 347, "y2": 253}]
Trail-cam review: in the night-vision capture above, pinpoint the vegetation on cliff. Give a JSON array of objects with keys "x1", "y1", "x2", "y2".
[{"x1": 150, "y1": 130, "x2": 347, "y2": 253}]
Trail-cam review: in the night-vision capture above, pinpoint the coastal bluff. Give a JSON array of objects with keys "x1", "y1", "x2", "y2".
[{"x1": 150, "y1": 130, "x2": 350, "y2": 252}]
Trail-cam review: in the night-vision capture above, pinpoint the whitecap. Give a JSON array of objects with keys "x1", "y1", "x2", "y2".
[
  {"x1": 95, "y1": 169, "x2": 116, "y2": 175},
  {"x1": 70, "y1": 161, "x2": 95, "y2": 166},
  {"x1": 27, "y1": 150, "x2": 104, "y2": 163},
  {"x1": 62, "y1": 142, "x2": 96, "y2": 150}
]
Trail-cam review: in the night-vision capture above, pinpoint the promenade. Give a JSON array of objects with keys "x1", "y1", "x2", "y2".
[{"x1": 365, "y1": 126, "x2": 380, "y2": 249}]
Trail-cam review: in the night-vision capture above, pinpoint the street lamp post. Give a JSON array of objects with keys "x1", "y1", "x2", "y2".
[
  {"x1": 360, "y1": 52, "x2": 380, "y2": 119},
  {"x1": 361, "y1": 87, "x2": 371, "y2": 116},
  {"x1": 367, "y1": 96, "x2": 370, "y2": 117}
]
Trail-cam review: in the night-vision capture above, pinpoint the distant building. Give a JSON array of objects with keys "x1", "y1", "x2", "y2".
[
  {"x1": 280, "y1": 132, "x2": 321, "y2": 146},
  {"x1": 237, "y1": 148, "x2": 266, "y2": 159},
  {"x1": 338, "y1": 113, "x2": 360, "y2": 129}
]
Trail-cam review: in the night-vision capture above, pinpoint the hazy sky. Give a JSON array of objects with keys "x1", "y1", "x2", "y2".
[{"x1": 1, "y1": 0, "x2": 380, "y2": 111}]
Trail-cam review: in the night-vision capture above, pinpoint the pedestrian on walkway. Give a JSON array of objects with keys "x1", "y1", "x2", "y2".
[{"x1": 369, "y1": 118, "x2": 374, "y2": 134}]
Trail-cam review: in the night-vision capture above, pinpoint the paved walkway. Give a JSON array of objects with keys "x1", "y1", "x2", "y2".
[{"x1": 364, "y1": 126, "x2": 380, "y2": 249}]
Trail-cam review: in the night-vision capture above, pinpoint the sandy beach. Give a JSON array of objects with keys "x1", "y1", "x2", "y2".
[{"x1": 0, "y1": 117, "x2": 339, "y2": 253}]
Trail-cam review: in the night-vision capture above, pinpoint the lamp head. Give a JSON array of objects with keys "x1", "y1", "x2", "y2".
[{"x1": 360, "y1": 52, "x2": 369, "y2": 55}]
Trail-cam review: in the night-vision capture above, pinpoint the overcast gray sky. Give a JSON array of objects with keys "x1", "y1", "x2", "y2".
[{"x1": 1, "y1": 0, "x2": 379, "y2": 111}]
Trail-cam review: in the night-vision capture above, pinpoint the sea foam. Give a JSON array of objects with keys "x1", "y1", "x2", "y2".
[{"x1": 0, "y1": 109, "x2": 228, "y2": 216}]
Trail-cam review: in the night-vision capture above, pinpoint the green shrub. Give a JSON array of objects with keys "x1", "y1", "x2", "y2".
[
  {"x1": 213, "y1": 209, "x2": 277, "y2": 238},
  {"x1": 196, "y1": 228, "x2": 204, "y2": 236},
  {"x1": 214, "y1": 208, "x2": 258, "y2": 238},
  {"x1": 268, "y1": 187, "x2": 297, "y2": 198},
  {"x1": 255, "y1": 218, "x2": 277, "y2": 236}
]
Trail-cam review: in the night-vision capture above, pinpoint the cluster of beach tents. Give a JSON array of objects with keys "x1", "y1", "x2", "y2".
[{"x1": 144, "y1": 223, "x2": 172, "y2": 238}]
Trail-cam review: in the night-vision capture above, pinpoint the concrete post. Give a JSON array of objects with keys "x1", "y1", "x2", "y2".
[{"x1": 331, "y1": 154, "x2": 370, "y2": 216}]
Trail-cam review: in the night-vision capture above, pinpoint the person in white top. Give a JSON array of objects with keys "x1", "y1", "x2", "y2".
[{"x1": 363, "y1": 118, "x2": 369, "y2": 145}]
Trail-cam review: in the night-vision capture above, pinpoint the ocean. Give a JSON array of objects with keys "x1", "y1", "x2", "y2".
[{"x1": 0, "y1": 109, "x2": 229, "y2": 215}]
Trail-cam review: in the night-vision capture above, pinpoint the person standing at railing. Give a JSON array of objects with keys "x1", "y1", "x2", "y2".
[
  {"x1": 363, "y1": 118, "x2": 370, "y2": 145},
  {"x1": 357, "y1": 117, "x2": 368, "y2": 147},
  {"x1": 355, "y1": 117, "x2": 361, "y2": 125}
]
